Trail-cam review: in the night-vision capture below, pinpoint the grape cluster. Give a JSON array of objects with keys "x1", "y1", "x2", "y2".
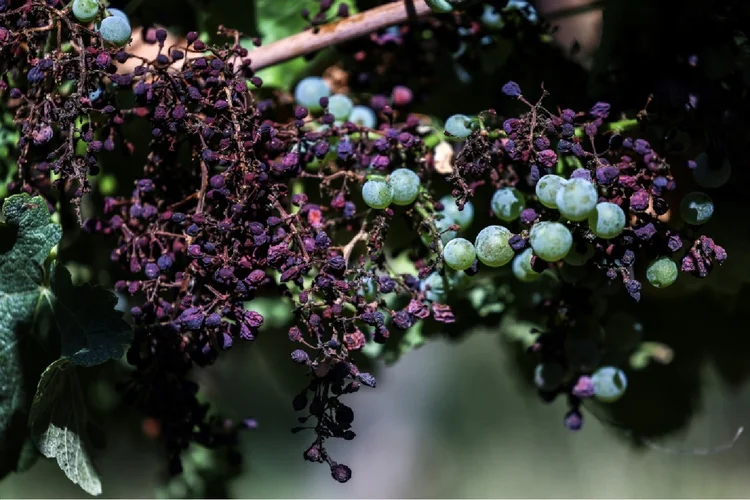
[{"x1": 0, "y1": 0, "x2": 732, "y2": 487}]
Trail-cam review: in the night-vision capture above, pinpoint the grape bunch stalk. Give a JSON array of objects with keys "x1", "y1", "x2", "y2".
[{"x1": 0, "y1": 0, "x2": 731, "y2": 494}]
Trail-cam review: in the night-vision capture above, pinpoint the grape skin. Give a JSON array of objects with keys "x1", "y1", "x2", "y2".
[
  {"x1": 512, "y1": 248, "x2": 540, "y2": 282},
  {"x1": 106, "y1": 8, "x2": 130, "y2": 24},
  {"x1": 491, "y1": 187, "x2": 525, "y2": 222},
  {"x1": 646, "y1": 257, "x2": 678, "y2": 288},
  {"x1": 100, "y1": 16, "x2": 131, "y2": 46},
  {"x1": 474, "y1": 225, "x2": 514, "y2": 267},
  {"x1": 72, "y1": 0, "x2": 100, "y2": 22},
  {"x1": 591, "y1": 366, "x2": 628, "y2": 403},
  {"x1": 439, "y1": 195, "x2": 474, "y2": 230},
  {"x1": 361, "y1": 180, "x2": 393, "y2": 209},
  {"x1": 535, "y1": 174, "x2": 566, "y2": 209},
  {"x1": 588, "y1": 202, "x2": 626, "y2": 239},
  {"x1": 388, "y1": 168, "x2": 421, "y2": 206},
  {"x1": 444, "y1": 114, "x2": 472, "y2": 139},
  {"x1": 693, "y1": 152, "x2": 731, "y2": 188},
  {"x1": 442, "y1": 238, "x2": 477, "y2": 271},
  {"x1": 555, "y1": 177, "x2": 598, "y2": 221},
  {"x1": 421, "y1": 272, "x2": 447, "y2": 302},
  {"x1": 348, "y1": 105, "x2": 377, "y2": 128},
  {"x1": 294, "y1": 77, "x2": 331, "y2": 110},
  {"x1": 529, "y1": 221, "x2": 573, "y2": 262},
  {"x1": 679, "y1": 192, "x2": 714, "y2": 225},
  {"x1": 327, "y1": 94, "x2": 354, "y2": 120}
]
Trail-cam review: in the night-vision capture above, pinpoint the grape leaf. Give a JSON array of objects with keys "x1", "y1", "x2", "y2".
[
  {"x1": 28, "y1": 359, "x2": 102, "y2": 496},
  {"x1": 0, "y1": 193, "x2": 62, "y2": 476},
  {"x1": 48, "y1": 264, "x2": 132, "y2": 367}
]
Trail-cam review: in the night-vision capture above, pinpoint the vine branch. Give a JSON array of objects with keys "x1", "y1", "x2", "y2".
[{"x1": 247, "y1": 0, "x2": 434, "y2": 72}]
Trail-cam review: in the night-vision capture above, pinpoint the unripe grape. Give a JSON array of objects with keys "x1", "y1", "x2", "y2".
[
  {"x1": 481, "y1": 4, "x2": 504, "y2": 29},
  {"x1": 444, "y1": 114, "x2": 472, "y2": 139},
  {"x1": 679, "y1": 192, "x2": 714, "y2": 225},
  {"x1": 439, "y1": 195, "x2": 474, "y2": 230},
  {"x1": 72, "y1": 0, "x2": 100, "y2": 22},
  {"x1": 421, "y1": 272, "x2": 447, "y2": 302},
  {"x1": 591, "y1": 366, "x2": 627, "y2": 403},
  {"x1": 425, "y1": 0, "x2": 454, "y2": 13},
  {"x1": 534, "y1": 362, "x2": 565, "y2": 391},
  {"x1": 294, "y1": 77, "x2": 331, "y2": 111},
  {"x1": 646, "y1": 257, "x2": 678, "y2": 288},
  {"x1": 106, "y1": 8, "x2": 129, "y2": 24},
  {"x1": 434, "y1": 215, "x2": 458, "y2": 244},
  {"x1": 388, "y1": 168, "x2": 421, "y2": 206},
  {"x1": 100, "y1": 15, "x2": 131, "y2": 46},
  {"x1": 474, "y1": 225, "x2": 514, "y2": 267},
  {"x1": 327, "y1": 94, "x2": 353, "y2": 120},
  {"x1": 361, "y1": 180, "x2": 393, "y2": 209},
  {"x1": 529, "y1": 221, "x2": 573, "y2": 262},
  {"x1": 555, "y1": 177, "x2": 598, "y2": 221},
  {"x1": 348, "y1": 105, "x2": 377, "y2": 128},
  {"x1": 512, "y1": 248, "x2": 540, "y2": 282},
  {"x1": 535, "y1": 174, "x2": 566, "y2": 209},
  {"x1": 693, "y1": 152, "x2": 731, "y2": 188},
  {"x1": 588, "y1": 202, "x2": 626, "y2": 239},
  {"x1": 491, "y1": 187, "x2": 525, "y2": 222},
  {"x1": 442, "y1": 238, "x2": 476, "y2": 271}
]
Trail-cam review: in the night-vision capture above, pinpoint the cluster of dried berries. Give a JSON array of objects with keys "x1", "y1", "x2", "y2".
[{"x1": 0, "y1": 0, "x2": 729, "y2": 486}]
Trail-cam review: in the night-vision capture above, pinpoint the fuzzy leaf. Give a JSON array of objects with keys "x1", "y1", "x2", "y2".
[
  {"x1": 0, "y1": 193, "x2": 61, "y2": 475},
  {"x1": 49, "y1": 264, "x2": 132, "y2": 367},
  {"x1": 28, "y1": 359, "x2": 102, "y2": 496}
]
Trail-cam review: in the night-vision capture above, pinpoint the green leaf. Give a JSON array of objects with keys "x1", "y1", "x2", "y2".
[
  {"x1": 0, "y1": 193, "x2": 62, "y2": 475},
  {"x1": 48, "y1": 264, "x2": 132, "y2": 367},
  {"x1": 28, "y1": 359, "x2": 102, "y2": 496}
]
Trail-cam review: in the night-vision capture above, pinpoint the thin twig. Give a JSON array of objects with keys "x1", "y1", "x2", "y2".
[{"x1": 247, "y1": 0, "x2": 433, "y2": 72}]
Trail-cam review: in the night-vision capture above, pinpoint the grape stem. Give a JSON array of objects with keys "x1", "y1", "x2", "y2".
[{"x1": 247, "y1": 0, "x2": 434, "y2": 72}]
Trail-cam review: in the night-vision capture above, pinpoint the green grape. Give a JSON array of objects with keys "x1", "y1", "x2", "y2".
[
  {"x1": 534, "y1": 362, "x2": 565, "y2": 391},
  {"x1": 481, "y1": 4, "x2": 504, "y2": 29},
  {"x1": 529, "y1": 221, "x2": 572, "y2": 262},
  {"x1": 425, "y1": 0, "x2": 454, "y2": 13},
  {"x1": 563, "y1": 241, "x2": 594, "y2": 266},
  {"x1": 491, "y1": 187, "x2": 525, "y2": 222},
  {"x1": 535, "y1": 174, "x2": 566, "y2": 209},
  {"x1": 591, "y1": 366, "x2": 627, "y2": 403},
  {"x1": 679, "y1": 192, "x2": 714, "y2": 225},
  {"x1": 361, "y1": 179, "x2": 393, "y2": 209},
  {"x1": 646, "y1": 257, "x2": 678, "y2": 288},
  {"x1": 439, "y1": 195, "x2": 474, "y2": 230},
  {"x1": 106, "y1": 8, "x2": 129, "y2": 24},
  {"x1": 327, "y1": 94, "x2": 354, "y2": 120},
  {"x1": 512, "y1": 248, "x2": 540, "y2": 282},
  {"x1": 444, "y1": 114, "x2": 472, "y2": 139},
  {"x1": 435, "y1": 215, "x2": 458, "y2": 244},
  {"x1": 555, "y1": 177, "x2": 598, "y2": 221},
  {"x1": 474, "y1": 225, "x2": 514, "y2": 267},
  {"x1": 588, "y1": 202, "x2": 626, "y2": 239},
  {"x1": 388, "y1": 168, "x2": 421, "y2": 205},
  {"x1": 72, "y1": 0, "x2": 100, "y2": 22},
  {"x1": 360, "y1": 276, "x2": 377, "y2": 301},
  {"x1": 442, "y1": 238, "x2": 476, "y2": 271},
  {"x1": 693, "y1": 152, "x2": 731, "y2": 188},
  {"x1": 294, "y1": 77, "x2": 331, "y2": 110},
  {"x1": 100, "y1": 15, "x2": 132, "y2": 46},
  {"x1": 348, "y1": 105, "x2": 377, "y2": 128},
  {"x1": 421, "y1": 271, "x2": 447, "y2": 302}
]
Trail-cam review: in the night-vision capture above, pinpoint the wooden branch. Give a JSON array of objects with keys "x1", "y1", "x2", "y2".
[{"x1": 247, "y1": 0, "x2": 433, "y2": 72}]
